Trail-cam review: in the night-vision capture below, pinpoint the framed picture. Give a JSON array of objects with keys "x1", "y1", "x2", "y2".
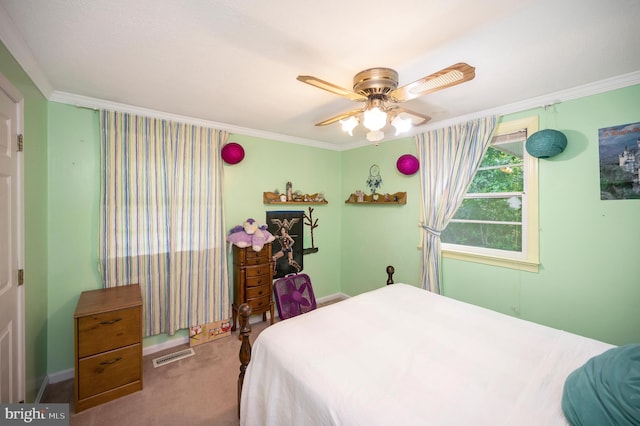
[
  {"x1": 267, "y1": 211, "x2": 304, "y2": 279},
  {"x1": 598, "y1": 122, "x2": 640, "y2": 200}
]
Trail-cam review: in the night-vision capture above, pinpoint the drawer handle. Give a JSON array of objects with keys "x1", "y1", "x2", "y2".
[
  {"x1": 100, "y1": 356, "x2": 122, "y2": 365},
  {"x1": 100, "y1": 318, "x2": 122, "y2": 325}
]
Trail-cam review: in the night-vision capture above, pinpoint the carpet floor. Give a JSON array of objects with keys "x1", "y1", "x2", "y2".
[
  {"x1": 42, "y1": 319, "x2": 271, "y2": 426},
  {"x1": 42, "y1": 297, "x2": 344, "y2": 425}
]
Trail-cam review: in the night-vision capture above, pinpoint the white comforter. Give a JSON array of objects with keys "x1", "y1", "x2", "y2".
[{"x1": 240, "y1": 283, "x2": 613, "y2": 426}]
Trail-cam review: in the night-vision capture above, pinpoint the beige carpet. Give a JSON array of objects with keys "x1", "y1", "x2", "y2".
[
  {"x1": 42, "y1": 319, "x2": 272, "y2": 426},
  {"x1": 42, "y1": 298, "x2": 344, "y2": 425}
]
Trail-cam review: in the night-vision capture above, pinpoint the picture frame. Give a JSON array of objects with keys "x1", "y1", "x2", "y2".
[
  {"x1": 266, "y1": 211, "x2": 304, "y2": 278},
  {"x1": 598, "y1": 121, "x2": 640, "y2": 200}
]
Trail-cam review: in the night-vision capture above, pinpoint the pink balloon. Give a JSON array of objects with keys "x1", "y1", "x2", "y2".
[
  {"x1": 221, "y1": 142, "x2": 245, "y2": 164},
  {"x1": 396, "y1": 154, "x2": 419, "y2": 175}
]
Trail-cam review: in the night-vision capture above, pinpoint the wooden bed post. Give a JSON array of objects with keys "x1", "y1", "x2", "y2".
[
  {"x1": 238, "y1": 303, "x2": 252, "y2": 419},
  {"x1": 386, "y1": 265, "x2": 395, "y2": 285}
]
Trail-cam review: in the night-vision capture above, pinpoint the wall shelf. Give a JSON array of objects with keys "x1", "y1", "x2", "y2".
[
  {"x1": 345, "y1": 192, "x2": 406, "y2": 205},
  {"x1": 263, "y1": 192, "x2": 328, "y2": 205}
]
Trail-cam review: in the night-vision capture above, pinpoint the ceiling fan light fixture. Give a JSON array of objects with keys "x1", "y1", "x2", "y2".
[
  {"x1": 391, "y1": 115, "x2": 412, "y2": 135},
  {"x1": 339, "y1": 116, "x2": 359, "y2": 136},
  {"x1": 363, "y1": 106, "x2": 387, "y2": 131},
  {"x1": 298, "y1": 62, "x2": 474, "y2": 143},
  {"x1": 366, "y1": 130, "x2": 385, "y2": 143}
]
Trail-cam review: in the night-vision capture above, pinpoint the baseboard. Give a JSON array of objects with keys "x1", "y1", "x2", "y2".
[
  {"x1": 34, "y1": 375, "x2": 48, "y2": 403},
  {"x1": 142, "y1": 336, "x2": 189, "y2": 357},
  {"x1": 317, "y1": 292, "x2": 349, "y2": 304},
  {"x1": 47, "y1": 368, "x2": 74, "y2": 385}
]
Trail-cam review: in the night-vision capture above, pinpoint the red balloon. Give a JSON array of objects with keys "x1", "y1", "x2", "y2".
[
  {"x1": 221, "y1": 142, "x2": 245, "y2": 164},
  {"x1": 396, "y1": 154, "x2": 419, "y2": 175}
]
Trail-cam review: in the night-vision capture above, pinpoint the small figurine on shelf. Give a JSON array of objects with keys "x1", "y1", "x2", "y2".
[
  {"x1": 286, "y1": 181, "x2": 293, "y2": 201},
  {"x1": 356, "y1": 190, "x2": 364, "y2": 202}
]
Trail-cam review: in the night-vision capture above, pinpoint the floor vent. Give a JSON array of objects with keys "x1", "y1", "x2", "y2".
[{"x1": 152, "y1": 348, "x2": 195, "y2": 368}]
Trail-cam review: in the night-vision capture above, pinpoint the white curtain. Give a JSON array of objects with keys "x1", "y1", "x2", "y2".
[
  {"x1": 415, "y1": 116, "x2": 498, "y2": 294},
  {"x1": 99, "y1": 110, "x2": 230, "y2": 336}
]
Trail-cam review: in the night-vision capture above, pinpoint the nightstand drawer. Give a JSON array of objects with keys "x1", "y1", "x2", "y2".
[
  {"x1": 77, "y1": 307, "x2": 141, "y2": 358},
  {"x1": 78, "y1": 344, "x2": 141, "y2": 399},
  {"x1": 247, "y1": 295, "x2": 270, "y2": 311},
  {"x1": 246, "y1": 284, "x2": 270, "y2": 299},
  {"x1": 245, "y1": 265, "x2": 271, "y2": 278}
]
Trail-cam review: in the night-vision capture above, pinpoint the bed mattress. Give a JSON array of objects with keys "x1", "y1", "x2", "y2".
[{"x1": 240, "y1": 283, "x2": 614, "y2": 425}]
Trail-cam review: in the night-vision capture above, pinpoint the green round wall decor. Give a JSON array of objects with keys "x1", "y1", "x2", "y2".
[{"x1": 525, "y1": 129, "x2": 567, "y2": 158}]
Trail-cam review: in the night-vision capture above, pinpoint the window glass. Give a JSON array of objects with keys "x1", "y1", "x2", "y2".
[{"x1": 442, "y1": 116, "x2": 539, "y2": 272}]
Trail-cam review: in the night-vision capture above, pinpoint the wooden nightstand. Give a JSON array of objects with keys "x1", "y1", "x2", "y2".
[
  {"x1": 232, "y1": 243, "x2": 275, "y2": 331},
  {"x1": 74, "y1": 284, "x2": 143, "y2": 412}
]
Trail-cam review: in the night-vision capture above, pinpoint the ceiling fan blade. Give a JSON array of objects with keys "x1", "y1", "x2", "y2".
[
  {"x1": 388, "y1": 106, "x2": 431, "y2": 126},
  {"x1": 297, "y1": 75, "x2": 367, "y2": 102},
  {"x1": 314, "y1": 108, "x2": 364, "y2": 126},
  {"x1": 388, "y1": 63, "x2": 476, "y2": 102}
]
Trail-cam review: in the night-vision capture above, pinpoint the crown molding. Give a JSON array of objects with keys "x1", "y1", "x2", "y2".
[
  {"x1": 51, "y1": 70, "x2": 640, "y2": 152},
  {"x1": 49, "y1": 91, "x2": 340, "y2": 150},
  {"x1": 42, "y1": 72, "x2": 640, "y2": 153},
  {"x1": 0, "y1": 4, "x2": 54, "y2": 98},
  {"x1": 377, "y1": 70, "x2": 640, "y2": 149}
]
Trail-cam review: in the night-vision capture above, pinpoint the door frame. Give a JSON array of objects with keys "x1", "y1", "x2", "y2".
[{"x1": 0, "y1": 71, "x2": 25, "y2": 402}]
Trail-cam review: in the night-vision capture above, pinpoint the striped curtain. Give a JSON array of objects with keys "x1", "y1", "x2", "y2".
[
  {"x1": 415, "y1": 116, "x2": 498, "y2": 294},
  {"x1": 99, "y1": 110, "x2": 229, "y2": 336}
]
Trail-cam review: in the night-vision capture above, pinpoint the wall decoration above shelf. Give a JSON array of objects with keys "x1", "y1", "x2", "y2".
[
  {"x1": 345, "y1": 192, "x2": 406, "y2": 205},
  {"x1": 263, "y1": 192, "x2": 328, "y2": 204}
]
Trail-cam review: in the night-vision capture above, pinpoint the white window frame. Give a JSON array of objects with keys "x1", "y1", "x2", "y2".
[{"x1": 442, "y1": 116, "x2": 540, "y2": 272}]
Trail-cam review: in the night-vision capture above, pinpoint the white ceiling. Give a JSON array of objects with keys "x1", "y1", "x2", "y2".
[{"x1": 1, "y1": 0, "x2": 639, "y2": 149}]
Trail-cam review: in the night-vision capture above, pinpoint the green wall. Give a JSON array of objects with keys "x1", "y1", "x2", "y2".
[
  {"x1": 222, "y1": 134, "x2": 342, "y2": 299},
  {"x1": 340, "y1": 139, "x2": 422, "y2": 293},
  {"x1": 340, "y1": 85, "x2": 640, "y2": 346},
  {"x1": 46, "y1": 105, "x2": 102, "y2": 373},
  {"x1": 0, "y1": 42, "x2": 49, "y2": 401},
  {"x1": 45, "y1": 109, "x2": 344, "y2": 372},
  {"x1": 3, "y1": 40, "x2": 639, "y2": 393}
]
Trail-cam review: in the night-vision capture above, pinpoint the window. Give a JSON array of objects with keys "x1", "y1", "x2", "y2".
[{"x1": 442, "y1": 116, "x2": 539, "y2": 272}]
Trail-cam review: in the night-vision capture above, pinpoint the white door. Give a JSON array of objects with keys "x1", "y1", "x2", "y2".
[{"x1": 0, "y1": 73, "x2": 24, "y2": 403}]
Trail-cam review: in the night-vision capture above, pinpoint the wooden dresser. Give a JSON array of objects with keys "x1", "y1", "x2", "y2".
[
  {"x1": 232, "y1": 243, "x2": 275, "y2": 331},
  {"x1": 74, "y1": 284, "x2": 143, "y2": 412}
]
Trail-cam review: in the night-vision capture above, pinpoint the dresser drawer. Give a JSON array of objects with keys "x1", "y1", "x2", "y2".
[
  {"x1": 232, "y1": 243, "x2": 274, "y2": 331},
  {"x1": 234, "y1": 245, "x2": 271, "y2": 266},
  {"x1": 245, "y1": 265, "x2": 271, "y2": 278},
  {"x1": 246, "y1": 284, "x2": 270, "y2": 299},
  {"x1": 244, "y1": 249, "x2": 270, "y2": 264},
  {"x1": 247, "y1": 295, "x2": 271, "y2": 312},
  {"x1": 77, "y1": 307, "x2": 140, "y2": 358},
  {"x1": 246, "y1": 273, "x2": 271, "y2": 288},
  {"x1": 78, "y1": 344, "x2": 141, "y2": 400}
]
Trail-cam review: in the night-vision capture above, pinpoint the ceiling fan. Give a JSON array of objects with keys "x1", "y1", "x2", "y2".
[{"x1": 297, "y1": 63, "x2": 475, "y2": 142}]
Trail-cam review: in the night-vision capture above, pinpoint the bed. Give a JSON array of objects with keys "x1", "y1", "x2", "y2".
[{"x1": 236, "y1": 275, "x2": 634, "y2": 425}]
